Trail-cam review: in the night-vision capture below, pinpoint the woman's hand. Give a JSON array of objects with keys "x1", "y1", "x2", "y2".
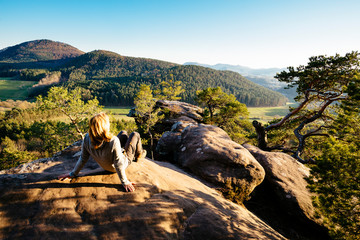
[
  {"x1": 123, "y1": 182, "x2": 136, "y2": 192},
  {"x1": 58, "y1": 173, "x2": 72, "y2": 181}
]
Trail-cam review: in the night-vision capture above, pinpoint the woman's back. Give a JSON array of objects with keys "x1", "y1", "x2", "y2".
[{"x1": 82, "y1": 133, "x2": 124, "y2": 173}]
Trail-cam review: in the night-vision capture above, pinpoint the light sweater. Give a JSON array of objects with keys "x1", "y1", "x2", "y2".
[{"x1": 70, "y1": 133, "x2": 131, "y2": 185}]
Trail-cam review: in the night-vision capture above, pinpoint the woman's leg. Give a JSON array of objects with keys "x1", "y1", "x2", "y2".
[
  {"x1": 124, "y1": 132, "x2": 144, "y2": 162},
  {"x1": 117, "y1": 130, "x2": 129, "y2": 148}
]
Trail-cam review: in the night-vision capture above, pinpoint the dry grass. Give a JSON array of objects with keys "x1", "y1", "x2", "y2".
[{"x1": 248, "y1": 102, "x2": 297, "y2": 123}]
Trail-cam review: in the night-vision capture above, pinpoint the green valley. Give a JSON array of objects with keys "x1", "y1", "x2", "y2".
[
  {"x1": 0, "y1": 77, "x2": 36, "y2": 101},
  {"x1": 248, "y1": 102, "x2": 298, "y2": 123},
  {"x1": 0, "y1": 40, "x2": 288, "y2": 108}
]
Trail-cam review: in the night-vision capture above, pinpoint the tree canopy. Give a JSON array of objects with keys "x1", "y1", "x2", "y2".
[
  {"x1": 155, "y1": 75, "x2": 185, "y2": 101},
  {"x1": 36, "y1": 86, "x2": 102, "y2": 138},
  {"x1": 196, "y1": 87, "x2": 248, "y2": 124},
  {"x1": 133, "y1": 84, "x2": 164, "y2": 159},
  {"x1": 196, "y1": 87, "x2": 251, "y2": 143},
  {"x1": 250, "y1": 51, "x2": 360, "y2": 239},
  {"x1": 253, "y1": 51, "x2": 360, "y2": 163}
]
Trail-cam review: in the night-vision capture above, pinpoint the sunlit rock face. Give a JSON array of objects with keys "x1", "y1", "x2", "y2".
[
  {"x1": 243, "y1": 144, "x2": 330, "y2": 240},
  {"x1": 157, "y1": 122, "x2": 265, "y2": 200},
  {"x1": 0, "y1": 142, "x2": 284, "y2": 240}
]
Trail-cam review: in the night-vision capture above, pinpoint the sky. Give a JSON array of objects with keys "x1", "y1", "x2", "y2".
[{"x1": 0, "y1": 0, "x2": 359, "y2": 68}]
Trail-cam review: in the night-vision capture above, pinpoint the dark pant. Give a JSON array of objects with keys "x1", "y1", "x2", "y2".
[{"x1": 117, "y1": 131, "x2": 143, "y2": 162}]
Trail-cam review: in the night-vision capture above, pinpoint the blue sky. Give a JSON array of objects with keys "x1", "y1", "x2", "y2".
[{"x1": 1, "y1": 0, "x2": 359, "y2": 68}]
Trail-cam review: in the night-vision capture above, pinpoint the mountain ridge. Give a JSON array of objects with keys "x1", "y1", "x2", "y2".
[
  {"x1": 0, "y1": 39, "x2": 84, "y2": 63},
  {"x1": 184, "y1": 62, "x2": 285, "y2": 76},
  {"x1": 0, "y1": 40, "x2": 288, "y2": 107},
  {"x1": 63, "y1": 49, "x2": 177, "y2": 78},
  {"x1": 184, "y1": 62, "x2": 296, "y2": 100}
]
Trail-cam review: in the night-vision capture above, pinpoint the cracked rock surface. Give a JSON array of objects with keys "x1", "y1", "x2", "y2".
[
  {"x1": 157, "y1": 123, "x2": 265, "y2": 201},
  {"x1": 0, "y1": 142, "x2": 285, "y2": 240}
]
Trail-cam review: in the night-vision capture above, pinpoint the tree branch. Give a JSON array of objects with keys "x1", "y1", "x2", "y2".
[
  {"x1": 292, "y1": 151, "x2": 315, "y2": 164},
  {"x1": 303, "y1": 126, "x2": 329, "y2": 139},
  {"x1": 252, "y1": 120, "x2": 268, "y2": 150},
  {"x1": 267, "y1": 145, "x2": 296, "y2": 154},
  {"x1": 60, "y1": 109, "x2": 84, "y2": 139},
  {"x1": 292, "y1": 98, "x2": 337, "y2": 162},
  {"x1": 266, "y1": 90, "x2": 311, "y2": 131}
]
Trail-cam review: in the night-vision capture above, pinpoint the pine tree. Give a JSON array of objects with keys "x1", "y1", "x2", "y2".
[
  {"x1": 253, "y1": 51, "x2": 360, "y2": 163},
  {"x1": 36, "y1": 86, "x2": 102, "y2": 138},
  {"x1": 155, "y1": 75, "x2": 185, "y2": 101},
  {"x1": 133, "y1": 84, "x2": 164, "y2": 159},
  {"x1": 196, "y1": 87, "x2": 248, "y2": 125}
]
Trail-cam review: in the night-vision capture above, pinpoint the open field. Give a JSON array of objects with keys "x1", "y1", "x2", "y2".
[
  {"x1": 0, "y1": 89, "x2": 295, "y2": 124},
  {"x1": 248, "y1": 102, "x2": 297, "y2": 123},
  {"x1": 38, "y1": 107, "x2": 134, "y2": 123},
  {"x1": 105, "y1": 104, "x2": 297, "y2": 123},
  {"x1": 0, "y1": 77, "x2": 36, "y2": 101},
  {"x1": 11, "y1": 105, "x2": 293, "y2": 123},
  {"x1": 104, "y1": 106, "x2": 133, "y2": 121},
  {"x1": 105, "y1": 106, "x2": 132, "y2": 115},
  {"x1": 0, "y1": 76, "x2": 294, "y2": 124}
]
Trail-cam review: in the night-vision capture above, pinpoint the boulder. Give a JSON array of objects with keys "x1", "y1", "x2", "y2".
[
  {"x1": 0, "y1": 142, "x2": 285, "y2": 240},
  {"x1": 155, "y1": 100, "x2": 204, "y2": 124},
  {"x1": 156, "y1": 121, "x2": 188, "y2": 160},
  {"x1": 128, "y1": 100, "x2": 204, "y2": 135},
  {"x1": 243, "y1": 144, "x2": 330, "y2": 240},
  {"x1": 154, "y1": 100, "x2": 204, "y2": 134},
  {"x1": 157, "y1": 123, "x2": 265, "y2": 201}
]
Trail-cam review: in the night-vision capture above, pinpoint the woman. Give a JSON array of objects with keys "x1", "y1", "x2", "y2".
[{"x1": 58, "y1": 112, "x2": 146, "y2": 192}]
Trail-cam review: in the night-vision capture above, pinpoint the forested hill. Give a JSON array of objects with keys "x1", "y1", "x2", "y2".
[
  {"x1": 60, "y1": 51, "x2": 287, "y2": 106},
  {"x1": 0, "y1": 39, "x2": 84, "y2": 63},
  {"x1": 185, "y1": 62, "x2": 297, "y2": 100},
  {"x1": 0, "y1": 40, "x2": 288, "y2": 107},
  {"x1": 158, "y1": 65, "x2": 287, "y2": 107},
  {"x1": 63, "y1": 50, "x2": 178, "y2": 79}
]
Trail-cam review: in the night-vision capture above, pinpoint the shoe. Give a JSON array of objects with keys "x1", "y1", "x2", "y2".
[{"x1": 135, "y1": 150, "x2": 147, "y2": 162}]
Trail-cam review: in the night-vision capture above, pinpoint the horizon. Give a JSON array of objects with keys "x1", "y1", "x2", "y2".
[
  {"x1": 1, "y1": 0, "x2": 359, "y2": 69},
  {"x1": 0, "y1": 38, "x2": 286, "y2": 71}
]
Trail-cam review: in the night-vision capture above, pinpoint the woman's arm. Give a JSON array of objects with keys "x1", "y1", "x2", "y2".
[
  {"x1": 112, "y1": 137, "x2": 135, "y2": 191},
  {"x1": 58, "y1": 137, "x2": 90, "y2": 179},
  {"x1": 71, "y1": 142, "x2": 90, "y2": 176},
  {"x1": 58, "y1": 173, "x2": 72, "y2": 181}
]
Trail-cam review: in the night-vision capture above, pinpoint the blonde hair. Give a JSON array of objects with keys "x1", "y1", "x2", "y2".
[{"x1": 89, "y1": 112, "x2": 113, "y2": 149}]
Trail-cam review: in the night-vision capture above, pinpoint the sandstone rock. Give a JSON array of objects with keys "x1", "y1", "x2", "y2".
[
  {"x1": 156, "y1": 130, "x2": 181, "y2": 158},
  {"x1": 129, "y1": 100, "x2": 204, "y2": 137},
  {"x1": 156, "y1": 121, "x2": 191, "y2": 161},
  {"x1": 154, "y1": 100, "x2": 204, "y2": 135},
  {"x1": 155, "y1": 100, "x2": 204, "y2": 123},
  {"x1": 0, "y1": 142, "x2": 285, "y2": 240},
  {"x1": 157, "y1": 123, "x2": 265, "y2": 201},
  {"x1": 243, "y1": 144, "x2": 330, "y2": 240}
]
